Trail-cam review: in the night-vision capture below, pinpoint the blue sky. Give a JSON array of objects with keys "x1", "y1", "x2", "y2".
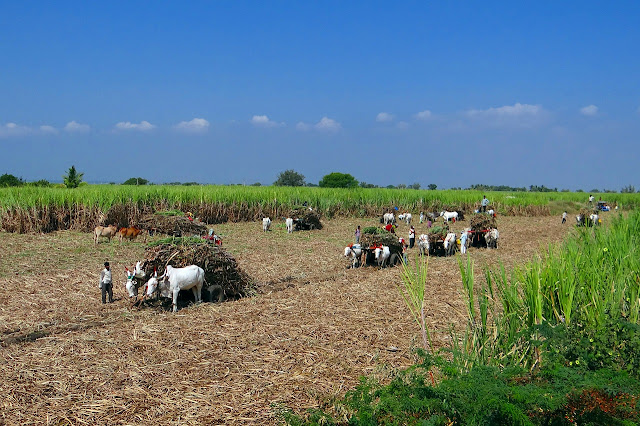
[{"x1": 1, "y1": 1, "x2": 639, "y2": 190}]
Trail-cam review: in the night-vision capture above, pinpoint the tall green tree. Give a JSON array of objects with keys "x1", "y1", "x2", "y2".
[
  {"x1": 122, "y1": 177, "x2": 149, "y2": 185},
  {"x1": 318, "y1": 172, "x2": 358, "y2": 188},
  {"x1": 274, "y1": 169, "x2": 306, "y2": 186},
  {"x1": 62, "y1": 165, "x2": 84, "y2": 188},
  {"x1": 0, "y1": 173, "x2": 23, "y2": 187}
]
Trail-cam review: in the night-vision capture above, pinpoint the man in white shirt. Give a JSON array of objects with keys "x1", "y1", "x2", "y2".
[
  {"x1": 100, "y1": 261, "x2": 113, "y2": 304},
  {"x1": 481, "y1": 195, "x2": 489, "y2": 213}
]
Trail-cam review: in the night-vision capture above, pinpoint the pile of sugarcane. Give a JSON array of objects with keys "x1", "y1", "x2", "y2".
[
  {"x1": 140, "y1": 237, "x2": 254, "y2": 300},
  {"x1": 426, "y1": 225, "x2": 450, "y2": 244},
  {"x1": 138, "y1": 213, "x2": 208, "y2": 237},
  {"x1": 469, "y1": 213, "x2": 497, "y2": 231}
]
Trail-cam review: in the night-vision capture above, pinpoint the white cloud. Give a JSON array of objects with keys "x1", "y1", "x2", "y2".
[
  {"x1": 64, "y1": 120, "x2": 90, "y2": 133},
  {"x1": 414, "y1": 110, "x2": 432, "y2": 120},
  {"x1": 580, "y1": 105, "x2": 598, "y2": 116},
  {"x1": 376, "y1": 112, "x2": 394, "y2": 123},
  {"x1": 174, "y1": 118, "x2": 210, "y2": 133},
  {"x1": 467, "y1": 103, "x2": 542, "y2": 117},
  {"x1": 0, "y1": 123, "x2": 61, "y2": 138},
  {"x1": 315, "y1": 116, "x2": 341, "y2": 132},
  {"x1": 0, "y1": 122, "x2": 30, "y2": 138},
  {"x1": 251, "y1": 115, "x2": 284, "y2": 127},
  {"x1": 39, "y1": 125, "x2": 58, "y2": 134},
  {"x1": 296, "y1": 121, "x2": 311, "y2": 131},
  {"x1": 397, "y1": 121, "x2": 409, "y2": 130},
  {"x1": 465, "y1": 103, "x2": 546, "y2": 127},
  {"x1": 115, "y1": 120, "x2": 156, "y2": 131}
]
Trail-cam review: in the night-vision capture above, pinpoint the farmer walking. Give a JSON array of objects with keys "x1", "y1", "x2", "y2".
[
  {"x1": 355, "y1": 225, "x2": 361, "y2": 244},
  {"x1": 100, "y1": 261, "x2": 113, "y2": 304},
  {"x1": 562, "y1": 211, "x2": 567, "y2": 224}
]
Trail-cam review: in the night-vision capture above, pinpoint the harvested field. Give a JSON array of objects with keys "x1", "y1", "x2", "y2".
[{"x1": 0, "y1": 215, "x2": 583, "y2": 424}]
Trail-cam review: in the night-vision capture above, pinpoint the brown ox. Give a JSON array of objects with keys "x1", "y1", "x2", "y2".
[
  {"x1": 94, "y1": 224, "x2": 118, "y2": 245},
  {"x1": 119, "y1": 226, "x2": 145, "y2": 242}
]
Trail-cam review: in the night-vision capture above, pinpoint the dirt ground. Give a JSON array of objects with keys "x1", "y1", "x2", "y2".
[{"x1": 0, "y1": 215, "x2": 575, "y2": 425}]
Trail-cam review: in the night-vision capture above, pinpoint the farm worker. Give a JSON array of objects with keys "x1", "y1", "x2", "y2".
[
  {"x1": 355, "y1": 225, "x2": 361, "y2": 244},
  {"x1": 409, "y1": 226, "x2": 416, "y2": 249},
  {"x1": 481, "y1": 195, "x2": 489, "y2": 213},
  {"x1": 100, "y1": 262, "x2": 113, "y2": 304},
  {"x1": 588, "y1": 195, "x2": 594, "y2": 204},
  {"x1": 427, "y1": 219, "x2": 432, "y2": 228},
  {"x1": 460, "y1": 231, "x2": 468, "y2": 255},
  {"x1": 419, "y1": 212, "x2": 425, "y2": 224},
  {"x1": 562, "y1": 211, "x2": 567, "y2": 224},
  {"x1": 402, "y1": 242, "x2": 408, "y2": 264}
]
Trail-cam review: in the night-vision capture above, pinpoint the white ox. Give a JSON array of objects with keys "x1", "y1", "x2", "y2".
[
  {"x1": 262, "y1": 217, "x2": 271, "y2": 232},
  {"x1": 344, "y1": 244, "x2": 363, "y2": 268},
  {"x1": 398, "y1": 213, "x2": 412, "y2": 224},
  {"x1": 443, "y1": 232, "x2": 458, "y2": 256},
  {"x1": 125, "y1": 268, "x2": 137, "y2": 298},
  {"x1": 374, "y1": 246, "x2": 391, "y2": 267},
  {"x1": 285, "y1": 217, "x2": 294, "y2": 233},
  {"x1": 125, "y1": 262, "x2": 149, "y2": 299},
  {"x1": 133, "y1": 261, "x2": 146, "y2": 279},
  {"x1": 418, "y1": 234, "x2": 430, "y2": 256},
  {"x1": 440, "y1": 211, "x2": 459, "y2": 223},
  {"x1": 485, "y1": 228, "x2": 500, "y2": 249},
  {"x1": 146, "y1": 265, "x2": 205, "y2": 312},
  {"x1": 383, "y1": 213, "x2": 395, "y2": 225}
]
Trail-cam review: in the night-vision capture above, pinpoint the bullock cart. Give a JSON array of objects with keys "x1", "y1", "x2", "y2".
[
  {"x1": 468, "y1": 229, "x2": 489, "y2": 248},
  {"x1": 135, "y1": 237, "x2": 255, "y2": 309},
  {"x1": 359, "y1": 228, "x2": 403, "y2": 267},
  {"x1": 289, "y1": 207, "x2": 323, "y2": 231},
  {"x1": 423, "y1": 226, "x2": 453, "y2": 256},
  {"x1": 468, "y1": 213, "x2": 498, "y2": 248}
]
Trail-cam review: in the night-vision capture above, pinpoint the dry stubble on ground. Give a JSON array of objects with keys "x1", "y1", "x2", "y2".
[{"x1": 0, "y1": 215, "x2": 575, "y2": 425}]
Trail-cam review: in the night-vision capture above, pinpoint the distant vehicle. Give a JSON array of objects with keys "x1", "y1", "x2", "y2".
[{"x1": 596, "y1": 201, "x2": 611, "y2": 212}]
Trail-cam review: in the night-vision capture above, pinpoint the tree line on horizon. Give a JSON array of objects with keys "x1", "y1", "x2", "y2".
[{"x1": 0, "y1": 167, "x2": 636, "y2": 194}]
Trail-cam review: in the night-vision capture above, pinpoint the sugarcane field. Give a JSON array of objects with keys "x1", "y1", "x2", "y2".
[{"x1": 0, "y1": 205, "x2": 595, "y2": 424}]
